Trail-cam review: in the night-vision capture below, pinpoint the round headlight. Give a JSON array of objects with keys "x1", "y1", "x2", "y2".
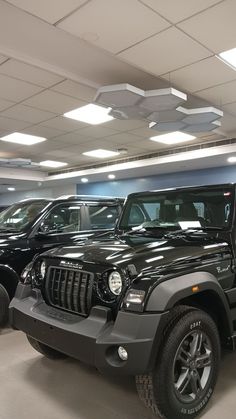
[
  {"x1": 108, "y1": 271, "x2": 122, "y2": 296},
  {"x1": 40, "y1": 260, "x2": 46, "y2": 278}
]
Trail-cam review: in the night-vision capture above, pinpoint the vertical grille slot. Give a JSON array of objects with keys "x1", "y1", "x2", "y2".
[{"x1": 45, "y1": 266, "x2": 93, "y2": 316}]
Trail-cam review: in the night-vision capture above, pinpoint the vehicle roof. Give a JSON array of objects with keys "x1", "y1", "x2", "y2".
[
  {"x1": 127, "y1": 183, "x2": 235, "y2": 198},
  {"x1": 19, "y1": 195, "x2": 124, "y2": 204}
]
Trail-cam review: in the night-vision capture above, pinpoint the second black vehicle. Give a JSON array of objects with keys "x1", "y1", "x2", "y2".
[{"x1": 0, "y1": 195, "x2": 123, "y2": 325}]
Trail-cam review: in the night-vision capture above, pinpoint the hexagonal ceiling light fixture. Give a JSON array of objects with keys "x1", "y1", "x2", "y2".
[
  {"x1": 140, "y1": 88, "x2": 187, "y2": 112},
  {"x1": 94, "y1": 83, "x2": 144, "y2": 108},
  {"x1": 94, "y1": 83, "x2": 224, "y2": 133},
  {"x1": 94, "y1": 83, "x2": 187, "y2": 120}
]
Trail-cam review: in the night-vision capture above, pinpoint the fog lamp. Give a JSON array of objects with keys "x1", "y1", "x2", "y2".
[{"x1": 118, "y1": 346, "x2": 128, "y2": 361}]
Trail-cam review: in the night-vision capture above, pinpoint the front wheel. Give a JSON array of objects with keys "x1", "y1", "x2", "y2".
[{"x1": 136, "y1": 307, "x2": 220, "y2": 419}]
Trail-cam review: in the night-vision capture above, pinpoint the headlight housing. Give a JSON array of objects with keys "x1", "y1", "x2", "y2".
[
  {"x1": 108, "y1": 271, "x2": 123, "y2": 296},
  {"x1": 20, "y1": 261, "x2": 34, "y2": 284},
  {"x1": 40, "y1": 260, "x2": 46, "y2": 279}
]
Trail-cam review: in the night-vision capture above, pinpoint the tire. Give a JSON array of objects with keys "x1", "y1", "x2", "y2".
[
  {"x1": 136, "y1": 307, "x2": 220, "y2": 419},
  {"x1": 27, "y1": 335, "x2": 67, "y2": 360},
  {"x1": 0, "y1": 284, "x2": 10, "y2": 327}
]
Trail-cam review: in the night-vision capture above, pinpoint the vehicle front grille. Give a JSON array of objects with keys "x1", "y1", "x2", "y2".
[{"x1": 45, "y1": 266, "x2": 94, "y2": 316}]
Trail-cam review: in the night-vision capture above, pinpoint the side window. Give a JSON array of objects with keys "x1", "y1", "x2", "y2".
[
  {"x1": 88, "y1": 205, "x2": 119, "y2": 229},
  {"x1": 40, "y1": 204, "x2": 81, "y2": 233},
  {"x1": 193, "y1": 202, "x2": 205, "y2": 218}
]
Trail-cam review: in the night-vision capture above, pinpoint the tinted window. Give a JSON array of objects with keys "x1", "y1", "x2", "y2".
[
  {"x1": 119, "y1": 187, "x2": 234, "y2": 230},
  {"x1": 88, "y1": 205, "x2": 120, "y2": 229},
  {"x1": 41, "y1": 204, "x2": 81, "y2": 233},
  {"x1": 0, "y1": 201, "x2": 48, "y2": 232}
]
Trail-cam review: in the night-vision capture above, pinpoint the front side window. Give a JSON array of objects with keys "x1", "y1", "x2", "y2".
[
  {"x1": 88, "y1": 205, "x2": 120, "y2": 229},
  {"x1": 40, "y1": 204, "x2": 81, "y2": 233},
  {"x1": 119, "y1": 187, "x2": 234, "y2": 231},
  {"x1": 0, "y1": 201, "x2": 49, "y2": 232}
]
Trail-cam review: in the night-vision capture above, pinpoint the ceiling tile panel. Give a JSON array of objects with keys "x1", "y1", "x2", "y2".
[
  {"x1": 222, "y1": 102, "x2": 236, "y2": 117},
  {"x1": 0, "y1": 98, "x2": 15, "y2": 112},
  {"x1": 0, "y1": 55, "x2": 8, "y2": 64},
  {"x1": 104, "y1": 132, "x2": 143, "y2": 146},
  {"x1": 197, "y1": 80, "x2": 236, "y2": 106},
  {"x1": 1, "y1": 104, "x2": 57, "y2": 124},
  {"x1": 119, "y1": 27, "x2": 211, "y2": 75},
  {"x1": 52, "y1": 80, "x2": 97, "y2": 101},
  {"x1": 105, "y1": 119, "x2": 147, "y2": 131},
  {"x1": 178, "y1": 0, "x2": 236, "y2": 53},
  {"x1": 220, "y1": 114, "x2": 236, "y2": 134},
  {"x1": 162, "y1": 57, "x2": 236, "y2": 93},
  {"x1": 50, "y1": 132, "x2": 93, "y2": 145},
  {"x1": 58, "y1": 0, "x2": 170, "y2": 54},
  {"x1": 0, "y1": 74, "x2": 43, "y2": 102},
  {"x1": 78, "y1": 126, "x2": 120, "y2": 139},
  {"x1": 0, "y1": 59, "x2": 64, "y2": 87},
  {"x1": 42, "y1": 116, "x2": 88, "y2": 132},
  {"x1": 129, "y1": 126, "x2": 157, "y2": 138},
  {"x1": 22, "y1": 125, "x2": 65, "y2": 139},
  {"x1": 23, "y1": 91, "x2": 86, "y2": 114},
  {"x1": 0, "y1": 116, "x2": 31, "y2": 131},
  {"x1": 6, "y1": 0, "x2": 88, "y2": 24},
  {"x1": 140, "y1": 0, "x2": 222, "y2": 24}
]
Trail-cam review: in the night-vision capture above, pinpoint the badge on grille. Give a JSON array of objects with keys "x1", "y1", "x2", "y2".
[{"x1": 60, "y1": 260, "x2": 83, "y2": 270}]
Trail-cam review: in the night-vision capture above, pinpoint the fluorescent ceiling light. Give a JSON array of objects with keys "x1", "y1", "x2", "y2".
[
  {"x1": 227, "y1": 156, "x2": 236, "y2": 163},
  {"x1": 0, "y1": 132, "x2": 47, "y2": 146},
  {"x1": 7, "y1": 187, "x2": 15, "y2": 191},
  {"x1": 218, "y1": 48, "x2": 236, "y2": 70},
  {"x1": 83, "y1": 149, "x2": 120, "y2": 158},
  {"x1": 81, "y1": 178, "x2": 88, "y2": 183},
  {"x1": 39, "y1": 160, "x2": 68, "y2": 168},
  {"x1": 150, "y1": 131, "x2": 196, "y2": 145},
  {"x1": 64, "y1": 104, "x2": 114, "y2": 125},
  {"x1": 108, "y1": 174, "x2": 116, "y2": 179}
]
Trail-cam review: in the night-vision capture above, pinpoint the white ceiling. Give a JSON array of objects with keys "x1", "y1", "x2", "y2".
[{"x1": 0, "y1": 0, "x2": 235, "y2": 192}]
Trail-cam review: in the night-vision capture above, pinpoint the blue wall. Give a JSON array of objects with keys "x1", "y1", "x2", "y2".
[{"x1": 77, "y1": 165, "x2": 236, "y2": 197}]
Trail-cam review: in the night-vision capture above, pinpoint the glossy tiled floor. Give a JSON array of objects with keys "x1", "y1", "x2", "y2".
[{"x1": 1, "y1": 328, "x2": 236, "y2": 419}]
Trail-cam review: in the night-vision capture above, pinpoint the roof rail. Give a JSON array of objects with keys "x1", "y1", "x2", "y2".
[{"x1": 56, "y1": 195, "x2": 123, "y2": 200}]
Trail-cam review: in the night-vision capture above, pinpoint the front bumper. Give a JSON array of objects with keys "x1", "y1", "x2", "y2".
[{"x1": 9, "y1": 284, "x2": 168, "y2": 375}]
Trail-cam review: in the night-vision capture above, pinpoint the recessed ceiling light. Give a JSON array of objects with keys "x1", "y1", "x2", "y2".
[
  {"x1": 63, "y1": 104, "x2": 114, "y2": 125},
  {"x1": 8, "y1": 187, "x2": 15, "y2": 191},
  {"x1": 150, "y1": 131, "x2": 196, "y2": 145},
  {"x1": 0, "y1": 132, "x2": 47, "y2": 146},
  {"x1": 218, "y1": 47, "x2": 236, "y2": 70},
  {"x1": 108, "y1": 174, "x2": 116, "y2": 179},
  {"x1": 39, "y1": 160, "x2": 68, "y2": 168},
  {"x1": 81, "y1": 177, "x2": 88, "y2": 183},
  {"x1": 83, "y1": 149, "x2": 120, "y2": 158},
  {"x1": 227, "y1": 156, "x2": 236, "y2": 163}
]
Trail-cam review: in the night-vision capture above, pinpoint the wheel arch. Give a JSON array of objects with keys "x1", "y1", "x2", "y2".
[
  {"x1": 0, "y1": 264, "x2": 19, "y2": 299},
  {"x1": 146, "y1": 271, "x2": 233, "y2": 344}
]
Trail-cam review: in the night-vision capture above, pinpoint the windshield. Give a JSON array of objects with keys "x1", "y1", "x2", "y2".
[
  {"x1": 0, "y1": 201, "x2": 49, "y2": 232},
  {"x1": 119, "y1": 186, "x2": 234, "y2": 231}
]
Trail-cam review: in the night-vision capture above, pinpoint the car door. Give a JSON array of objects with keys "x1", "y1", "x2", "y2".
[{"x1": 85, "y1": 203, "x2": 122, "y2": 234}]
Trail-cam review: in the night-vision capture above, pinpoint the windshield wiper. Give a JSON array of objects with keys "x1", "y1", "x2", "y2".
[{"x1": 164, "y1": 226, "x2": 223, "y2": 238}]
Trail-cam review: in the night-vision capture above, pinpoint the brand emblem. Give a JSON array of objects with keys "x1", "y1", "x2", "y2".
[
  {"x1": 60, "y1": 260, "x2": 83, "y2": 270},
  {"x1": 216, "y1": 265, "x2": 230, "y2": 274}
]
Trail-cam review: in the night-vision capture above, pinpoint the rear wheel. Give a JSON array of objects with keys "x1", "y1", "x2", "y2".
[
  {"x1": 136, "y1": 307, "x2": 220, "y2": 419},
  {"x1": 0, "y1": 284, "x2": 10, "y2": 327},
  {"x1": 27, "y1": 335, "x2": 67, "y2": 360}
]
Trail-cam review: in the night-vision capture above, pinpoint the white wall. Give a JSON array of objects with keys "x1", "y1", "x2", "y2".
[{"x1": 0, "y1": 183, "x2": 77, "y2": 205}]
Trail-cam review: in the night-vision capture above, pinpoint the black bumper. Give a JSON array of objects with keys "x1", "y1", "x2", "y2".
[{"x1": 9, "y1": 284, "x2": 167, "y2": 375}]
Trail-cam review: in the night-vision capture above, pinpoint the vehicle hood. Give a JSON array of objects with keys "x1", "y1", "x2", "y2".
[{"x1": 43, "y1": 232, "x2": 231, "y2": 275}]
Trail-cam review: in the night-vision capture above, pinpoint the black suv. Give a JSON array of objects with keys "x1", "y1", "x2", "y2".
[
  {"x1": 0, "y1": 195, "x2": 123, "y2": 326},
  {"x1": 10, "y1": 184, "x2": 236, "y2": 418}
]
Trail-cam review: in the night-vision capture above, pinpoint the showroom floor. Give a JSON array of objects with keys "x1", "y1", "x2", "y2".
[{"x1": 1, "y1": 328, "x2": 236, "y2": 419}]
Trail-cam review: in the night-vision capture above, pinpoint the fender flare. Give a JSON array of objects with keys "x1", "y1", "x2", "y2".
[
  {"x1": 0, "y1": 264, "x2": 20, "y2": 297},
  {"x1": 146, "y1": 271, "x2": 232, "y2": 330}
]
